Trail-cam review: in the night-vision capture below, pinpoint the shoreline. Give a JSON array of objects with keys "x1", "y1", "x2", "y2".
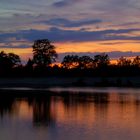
[{"x1": 0, "y1": 76, "x2": 140, "y2": 88}]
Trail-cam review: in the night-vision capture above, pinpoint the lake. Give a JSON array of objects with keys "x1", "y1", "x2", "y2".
[{"x1": 0, "y1": 87, "x2": 140, "y2": 140}]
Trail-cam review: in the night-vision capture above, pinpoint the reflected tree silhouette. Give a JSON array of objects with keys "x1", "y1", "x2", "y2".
[
  {"x1": 0, "y1": 90, "x2": 140, "y2": 130},
  {"x1": 32, "y1": 96, "x2": 55, "y2": 127},
  {"x1": 0, "y1": 96, "x2": 15, "y2": 117},
  {"x1": 92, "y1": 93, "x2": 109, "y2": 103}
]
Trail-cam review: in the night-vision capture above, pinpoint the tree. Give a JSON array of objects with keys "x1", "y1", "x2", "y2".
[
  {"x1": 117, "y1": 57, "x2": 132, "y2": 66},
  {"x1": 0, "y1": 51, "x2": 8, "y2": 68},
  {"x1": 0, "y1": 51, "x2": 21, "y2": 74},
  {"x1": 78, "y1": 56, "x2": 94, "y2": 69},
  {"x1": 62, "y1": 55, "x2": 79, "y2": 69},
  {"x1": 7, "y1": 53, "x2": 21, "y2": 68},
  {"x1": 25, "y1": 58, "x2": 34, "y2": 73},
  {"x1": 132, "y1": 56, "x2": 140, "y2": 67},
  {"x1": 32, "y1": 39, "x2": 57, "y2": 67},
  {"x1": 94, "y1": 53, "x2": 110, "y2": 67},
  {"x1": 26, "y1": 58, "x2": 33, "y2": 68}
]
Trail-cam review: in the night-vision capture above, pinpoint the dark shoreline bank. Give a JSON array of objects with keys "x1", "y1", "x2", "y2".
[{"x1": 0, "y1": 76, "x2": 140, "y2": 88}]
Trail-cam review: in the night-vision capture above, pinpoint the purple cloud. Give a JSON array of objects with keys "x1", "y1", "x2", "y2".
[
  {"x1": 1, "y1": 27, "x2": 140, "y2": 47},
  {"x1": 39, "y1": 18, "x2": 102, "y2": 27}
]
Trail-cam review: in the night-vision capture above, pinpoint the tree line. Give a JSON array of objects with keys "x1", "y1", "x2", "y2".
[{"x1": 0, "y1": 39, "x2": 140, "y2": 77}]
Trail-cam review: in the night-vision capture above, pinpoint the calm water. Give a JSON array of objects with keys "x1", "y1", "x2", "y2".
[{"x1": 0, "y1": 87, "x2": 140, "y2": 140}]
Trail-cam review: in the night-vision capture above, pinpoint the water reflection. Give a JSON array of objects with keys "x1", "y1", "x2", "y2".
[
  {"x1": 32, "y1": 97, "x2": 55, "y2": 127},
  {"x1": 0, "y1": 96, "x2": 15, "y2": 117},
  {"x1": 0, "y1": 89, "x2": 140, "y2": 140}
]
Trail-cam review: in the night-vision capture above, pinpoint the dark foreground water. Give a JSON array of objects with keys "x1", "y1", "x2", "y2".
[{"x1": 0, "y1": 87, "x2": 140, "y2": 140}]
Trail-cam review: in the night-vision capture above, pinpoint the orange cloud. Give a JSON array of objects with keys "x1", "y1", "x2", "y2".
[{"x1": 55, "y1": 40, "x2": 140, "y2": 53}]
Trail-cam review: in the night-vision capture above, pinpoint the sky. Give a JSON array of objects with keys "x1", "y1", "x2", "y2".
[{"x1": 0, "y1": 0, "x2": 140, "y2": 62}]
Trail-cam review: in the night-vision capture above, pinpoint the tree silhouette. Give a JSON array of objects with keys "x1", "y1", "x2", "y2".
[
  {"x1": 94, "y1": 53, "x2": 110, "y2": 67},
  {"x1": 132, "y1": 56, "x2": 140, "y2": 67},
  {"x1": 62, "y1": 55, "x2": 79, "y2": 69},
  {"x1": 32, "y1": 39, "x2": 57, "y2": 67},
  {"x1": 0, "y1": 51, "x2": 8, "y2": 68},
  {"x1": 7, "y1": 53, "x2": 21, "y2": 68},
  {"x1": 25, "y1": 58, "x2": 34, "y2": 75},
  {"x1": 0, "y1": 51, "x2": 21, "y2": 72},
  {"x1": 78, "y1": 56, "x2": 94, "y2": 69},
  {"x1": 26, "y1": 58, "x2": 34, "y2": 67},
  {"x1": 117, "y1": 56, "x2": 132, "y2": 66}
]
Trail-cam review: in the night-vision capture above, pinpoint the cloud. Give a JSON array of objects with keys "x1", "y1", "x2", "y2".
[
  {"x1": 1, "y1": 0, "x2": 140, "y2": 34},
  {"x1": 111, "y1": 22, "x2": 140, "y2": 27},
  {"x1": 0, "y1": 37, "x2": 31, "y2": 48},
  {"x1": 52, "y1": 0, "x2": 83, "y2": 7},
  {"x1": 53, "y1": 1, "x2": 69, "y2": 7},
  {"x1": 39, "y1": 18, "x2": 102, "y2": 27},
  {"x1": 1, "y1": 27, "x2": 140, "y2": 46},
  {"x1": 99, "y1": 41, "x2": 140, "y2": 45}
]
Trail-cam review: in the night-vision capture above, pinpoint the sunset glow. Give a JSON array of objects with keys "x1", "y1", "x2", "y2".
[
  {"x1": 0, "y1": 0, "x2": 140, "y2": 61},
  {"x1": 0, "y1": 40, "x2": 140, "y2": 62}
]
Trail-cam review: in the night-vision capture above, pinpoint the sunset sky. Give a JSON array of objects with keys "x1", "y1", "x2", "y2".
[{"x1": 0, "y1": 0, "x2": 140, "y2": 62}]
